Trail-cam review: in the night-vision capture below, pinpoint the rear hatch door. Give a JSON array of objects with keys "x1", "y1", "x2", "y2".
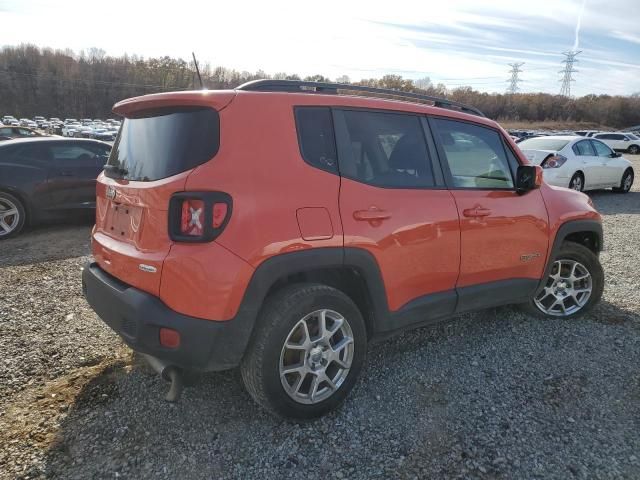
[{"x1": 93, "y1": 93, "x2": 234, "y2": 295}]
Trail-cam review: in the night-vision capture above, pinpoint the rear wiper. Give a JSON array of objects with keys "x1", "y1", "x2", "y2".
[{"x1": 103, "y1": 164, "x2": 128, "y2": 176}]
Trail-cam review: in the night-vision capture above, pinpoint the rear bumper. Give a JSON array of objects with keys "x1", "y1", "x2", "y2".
[{"x1": 82, "y1": 261, "x2": 253, "y2": 371}]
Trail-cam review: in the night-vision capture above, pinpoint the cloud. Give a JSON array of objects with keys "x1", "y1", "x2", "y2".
[{"x1": 611, "y1": 30, "x2": 640, "y2": 45}]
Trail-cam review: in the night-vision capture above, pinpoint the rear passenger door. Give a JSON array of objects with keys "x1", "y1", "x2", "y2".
[
  {"x1": 333, "y1": 108, "x2": 460, "y2": 323},
  {"x1": 48, "y1": 142, "x2": 104, "y2": 209},
  {"x1": 429, "y1": 117, "x2": 549, "y2": 311}
]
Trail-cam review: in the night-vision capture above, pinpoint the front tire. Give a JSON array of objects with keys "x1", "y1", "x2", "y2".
[
  {"x1": 628, "y1": 145, "x2": 639, "y2": 155},
  {"x1": 0, "y1": 192, "x2": 26, "y2": 239},
  {"x1": 613, "y1": 168, "x2": 634, "y2": 193},
  {"x1": 241, "y1": 284, "x2": 367, "y2": 419},
  {"x1": 525, "y1": 242, "x2": 603, "y2": 319},
  {"x1": 569, "y1": 172, "x2": 584, "y2": 192}
]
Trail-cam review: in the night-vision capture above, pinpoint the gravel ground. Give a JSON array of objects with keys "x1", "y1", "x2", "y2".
[{"x1": 1, "y1": 157, "x2": 639, "y2": 479}]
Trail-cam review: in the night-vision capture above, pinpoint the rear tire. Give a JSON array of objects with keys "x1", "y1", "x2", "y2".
[
  {"x1": 0, "y1": 191, "x2": 26, "y2": 239},
  {"x1": 613, "y1": 168, "x2": 634, "y2": 193},
  {"x1": 568, "y1": 172, "x2": 584, "y2": 192},
  {"x1": 241, "y1": 284, "x2": 367, "y2": 420},
  {"x1": 523, "y1": 242, "x2": 603, "y2": 319}
]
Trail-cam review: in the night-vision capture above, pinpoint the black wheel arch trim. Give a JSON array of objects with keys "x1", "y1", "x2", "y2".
[
  {"x1": 242, "y1": 247, "x2": 550, "y2": 342},
  {"x1": 536, "y1": 219, "x2": 603, "y2": 294}
]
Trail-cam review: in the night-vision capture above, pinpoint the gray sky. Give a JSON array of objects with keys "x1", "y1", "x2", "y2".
[{"x1": 1, "y1": 0, "x2": 639, "y2": 95}]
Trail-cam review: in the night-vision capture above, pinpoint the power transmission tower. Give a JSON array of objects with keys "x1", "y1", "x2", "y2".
[
  {"x1": 506, "y1": 62, "x2": 524, "y2": 94},
  {"x1": 559, "y1": 51, "x2": 581, "y2": 97}
]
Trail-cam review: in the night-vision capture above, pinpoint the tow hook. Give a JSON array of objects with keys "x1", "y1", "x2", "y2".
[{"x1": 141, "y1": 354, "x2": 185, "y2": 402}]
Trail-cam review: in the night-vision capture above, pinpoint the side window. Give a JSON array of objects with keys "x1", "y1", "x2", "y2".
[
  {"x1": 572, "y1": 140, "x2": 595, "y2": 156},
  {"x1": 336, "y1": 110, "x2": 434, "y2": 188},
  {"x1": 51, "y1": 144, "x2": 99, "y2": 162},
  {"x1": 591, "y1": 140, "x2": 613, "y2": 157},
  {"x1": 294, "y1": 107, "x2": 338, "y2": 173},
  {"x1": 12, "y1": 145, "x2": 51, "y2": 162},
  {"x1": 432, "y1": 118, "x2": 514, "y2": 189}
]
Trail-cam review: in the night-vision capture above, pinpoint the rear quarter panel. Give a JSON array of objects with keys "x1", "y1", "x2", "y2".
[{"x1": 184, "y1": 92, "x2": 344, "y2": 267}]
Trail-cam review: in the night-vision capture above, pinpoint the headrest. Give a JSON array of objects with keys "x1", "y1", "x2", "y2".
[{"x1": 388, "y1": 135, "x2": 423, "y2": 171}]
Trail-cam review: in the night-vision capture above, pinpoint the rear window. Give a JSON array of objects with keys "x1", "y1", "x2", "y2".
[
  {"x1": 518, "y1": 137, "x2": 570, "y2": 151},
  {"x1": 105, "y1": 106, "x2": 219, "y2": 181}
]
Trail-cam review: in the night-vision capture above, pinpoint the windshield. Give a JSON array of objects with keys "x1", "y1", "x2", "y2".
[
  {"x1": 105, "y1": 106, "x2": 219, "y2": 182},
  {"x1": 627, "y1": 133, "x2": 639, "y2": 140},
  {"x1": 518, "y1": 137, "x2": 571, "y2": 151}
]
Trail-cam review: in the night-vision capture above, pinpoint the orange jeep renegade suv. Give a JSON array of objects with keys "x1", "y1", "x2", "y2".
[{"x1": 83, "y1": 80, "x2": 604, "y2": 419}]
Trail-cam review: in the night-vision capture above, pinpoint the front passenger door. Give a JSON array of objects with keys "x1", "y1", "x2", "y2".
[
  {"x1": 591, "y1": 139, "x2": 623, "y2": 186},
  {"x1": 572, "y1": 139, "x2": 601, "y2": 188},
  {"x1": 430, "y1": 118, "x2": 549, "y2": 311}
]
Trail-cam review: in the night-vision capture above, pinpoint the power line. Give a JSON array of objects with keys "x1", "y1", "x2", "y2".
[
  {"x1": 559, "y1": 51, "x2": 581, "y2": 97},
  {"x1": 506, "y1": 62, "x2": 525, "y2": 94}
]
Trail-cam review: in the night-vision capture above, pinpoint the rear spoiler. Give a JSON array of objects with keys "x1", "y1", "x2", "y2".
[{"x1": 113, "y1": 91, "x2": 236, "y2": 117}]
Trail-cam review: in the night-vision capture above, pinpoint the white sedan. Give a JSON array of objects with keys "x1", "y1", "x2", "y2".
[{"x1": 518, "y1": 136, "x2": 634, "y2": 193}]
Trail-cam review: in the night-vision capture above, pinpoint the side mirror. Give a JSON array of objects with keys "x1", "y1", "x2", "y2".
[
  {"x1": 612, "y1": 152, "x2": 622, "y2": 158},
  {"x1": 516, "y1": 165, "x2": 543, "y2": 194}
]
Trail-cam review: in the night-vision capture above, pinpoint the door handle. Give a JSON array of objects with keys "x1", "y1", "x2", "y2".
[
  {"x1": 353, "y1": 208, "x2": 391, "y2": 221},
  {"x1": 463, "y1": 207, "x2": 492, "y2": 218},
  {"x1": 59, "y1": 171, "x2": 75, "y2": 177}
]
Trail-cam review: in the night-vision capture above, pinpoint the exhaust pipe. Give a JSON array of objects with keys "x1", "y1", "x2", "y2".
[{"x1": 141, "y1": 354, "x2": 184, "y2": 402}]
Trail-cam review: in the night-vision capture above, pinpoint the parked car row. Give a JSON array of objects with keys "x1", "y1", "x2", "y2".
[
  {"x1": 508, "y1": 128, "x2": 640, "y2": 154},
  {"x1": 0, "y1": 115, "x2": 121, "y2": 142},
  {"x1": 56, "y1": 119, "x2": 120, "y2": 141}
]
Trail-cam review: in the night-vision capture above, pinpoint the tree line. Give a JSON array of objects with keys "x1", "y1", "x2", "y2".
[{"x1": 1, "y1": 44, "x2": 639, "y2": 128}]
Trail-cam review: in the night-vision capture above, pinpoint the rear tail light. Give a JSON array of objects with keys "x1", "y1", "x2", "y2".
[
  {"x1": 541, "y1": 154, "x2": 568, "y2": 169},
  {"x1": 212, "y1": 203, "x2": 228, "y2": 228},
  {"x1": 169, "y1": 192, "x2": 232, "y2": 242},
  {"x1": 180, "y1": 199, "x2": 204, "y2": 236}
]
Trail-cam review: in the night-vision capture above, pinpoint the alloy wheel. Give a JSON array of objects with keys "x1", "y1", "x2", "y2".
[
  {"x1": 279, "y1": 309, "x2": 354, "y2": 404},
  {"x1": 534, "y1": 259, "x2": 592, "y2": 316},
  {"x1": 0, "y1": 197, "x2": 20, "y2": 237}
]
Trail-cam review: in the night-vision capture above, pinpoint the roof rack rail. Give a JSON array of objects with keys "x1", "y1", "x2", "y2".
[{"x1": 236, "y1": 79, "x2": 485, "y2": 117}]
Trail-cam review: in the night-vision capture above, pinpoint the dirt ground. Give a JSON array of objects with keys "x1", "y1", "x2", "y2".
[{"x1": 1, "y1": 156, "x2": 639, "y2": 479}]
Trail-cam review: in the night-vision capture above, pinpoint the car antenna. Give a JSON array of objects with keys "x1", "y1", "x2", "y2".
[{"x1": 192, "y1": 52, "x2": 204, "y2": 89}]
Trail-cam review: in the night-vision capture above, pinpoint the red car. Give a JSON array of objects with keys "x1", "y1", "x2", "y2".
[{"x1": 82, "y1": 80, "x2": 604, "y2": 419}]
